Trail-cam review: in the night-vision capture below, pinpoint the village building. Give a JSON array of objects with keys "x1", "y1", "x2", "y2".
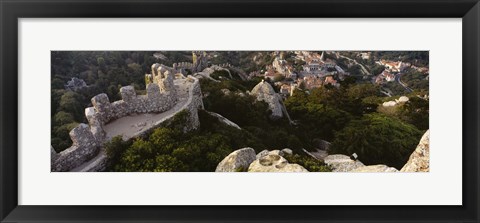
[
  {"x1": 324, "y1": 76, "x2": 339, "y2": 87},
  {"x1": 375, "y1": 70, "x2": 396, "y2": 84},
  {"x1": 412, "y1": 65, "x2": 429, "y2": 74},
  {"x1": 264, "y1": 65, "x2": 276, "y2": 80},
  {"x1": 301, "y1": 76, "x2": 323, "y2": 89},
  {"x1": 377, "y1": 60, "x2": 411, "y2": 73},
  {"x1": 359, "y1": 52, "x2": 371, "y2": 60}
]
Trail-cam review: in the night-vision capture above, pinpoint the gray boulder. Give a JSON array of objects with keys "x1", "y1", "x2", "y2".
[
  {"x1": 215, "y1": 147, "x2": 257, "y2": 172},
  {"x1": 351, "y1": 165, "x2": 398, "y2": 172},
  {"x1": 256, "y1": 149, "x2": 270, "y2": 159},
  {"x1": 268, "y1": 149, "x2": 284, "y2": 156},
  {"x1": 250, "y1": 81, "x2": 284, "y2": 120},
  {"x1": 401, "y1": 130, "x2": 430, "y2": 172},
  {"x1": 281, "y1": 148, "x2": 293, "y2": 155},
  {"x1": 248, "y1": 153, "x2": 308, "y2": 172}
]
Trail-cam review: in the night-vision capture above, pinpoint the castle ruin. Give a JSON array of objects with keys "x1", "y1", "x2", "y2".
[
  {"x1": 51, "y1": 63, "x2": 204, "y2": 172},
  {"x1": 192, "y1": 51, "x2": 208, "y2": 73}
]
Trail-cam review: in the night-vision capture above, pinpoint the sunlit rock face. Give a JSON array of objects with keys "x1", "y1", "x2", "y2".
[
  {"x1": 256, "y1": 150, "x2": 270, "y2": 159},
  {"x1": 323, "y1": 154, "x2": 365, "y2": 172},
  {"x1": 215, "y1": 148, "x2": 257, "y2": 172},
  {"x1": 216, "y1": 149, "x2": 308, "y2": 172},
  {"x1": 351, "y1": 165, "x2": 398, "y2": 172},
  {"x1": 401, "y1": 130, "x2": 430, "y2": 172},
  {"x1": 324, "y1": 155, "x2": 400, "y2": 172},
  {"x1": 248, "y1": 151, "x2": 308, "y2": 172},
  {"x1": 250, "y1": 81, "x2": 284, "y2": 120}
]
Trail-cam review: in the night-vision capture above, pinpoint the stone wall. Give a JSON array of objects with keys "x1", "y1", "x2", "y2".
[
  {"x1": 51, "y1": 66, "x2": 203, "y2": 172},
  {"x1": 51, "y1": 124, "x2": 99, "y2": 172},
  {"x1": 85, "y1": 69, "x2": 177, "y2": 144},
  {"x1": 173, "y1": 62, "x2": 194, "y2": 70},
  {"x1": 181, "y1": 76, "x2": 203, "y2": 131},
  {"x1": 172, "y1": 62, "x2": 195, "y2": 76}
]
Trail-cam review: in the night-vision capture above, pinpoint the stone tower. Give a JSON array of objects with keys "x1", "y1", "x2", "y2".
[
  {"x1": 147, "y1": 63, "x2": 177, "y2": 99},
  {"x1": 192, "y1": 51, "x2": 208, "y2": 73},
  {"x1": 320, "y1": 51, "x2": 325, "y2": 62},
  {"x1": 158, "y1": 70, "x2": 174, "y2": 92}
]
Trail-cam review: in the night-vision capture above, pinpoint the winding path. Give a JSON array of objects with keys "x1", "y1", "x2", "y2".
[
  {"x1": 337, "y1": 54, "x2": 371, "y2": 76},
  {"x1": 396, "y1": 73, "x2": 414, "y2": 92}
]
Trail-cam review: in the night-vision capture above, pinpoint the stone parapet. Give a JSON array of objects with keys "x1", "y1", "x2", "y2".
[
  {"x1": 51, "y1": 124, "x2": 99, "y2": 172},
  {"x1": 51, "y1": 67, "x2": 203, "y2": 172}
]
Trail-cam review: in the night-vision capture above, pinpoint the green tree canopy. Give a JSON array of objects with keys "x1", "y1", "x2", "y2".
[{"x1": 330, "y1": 113, "x2": 423, "y2": 169}]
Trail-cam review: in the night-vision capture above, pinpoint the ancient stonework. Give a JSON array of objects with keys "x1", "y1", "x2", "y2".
[
  {"x1": 401, "y1": 130, "x2": 430, "y2": 172},
  {"x1": 51, "y1": 64, "x2": 204, "y2": 172},
  {"x1": 51, "y1": 124, "x2": 99, "y2": 172},
  {"x1": 215, "y1": 148, "x2": 257, "y2": 172},
  {"x1": 181, "y1": 77, "x2": 204, "y2": 132},
  {"x1": 192, "y1": 51, "x2": 208, "y2": 73}
]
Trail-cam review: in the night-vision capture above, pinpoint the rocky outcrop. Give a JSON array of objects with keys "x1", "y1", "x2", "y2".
[
  {"x1": 206, "y1": 111, "x2": 241, "y2": 130},
  {"x1": 396, "y1": 96, "x2": 409, "y2": 103},
  {"x1": 215, "y1": 148, "x2": 257, "y2": 172},
  {"x1": 248, "y1": 152, "x2": 308, "y2": 172},
  {"x1": 250, "y1": 81, "x2": 284, "y2": 120},
  {"x1": 351, "y1": 165, "x2": 398, "y2": 172},
  {"x1": 323, "y1": 154, "x2": 365, "y2": 172},
  {"x1": 281, "y1": 148, "x2": 293, "y2": 155},
  {"x1": 256, "y1": 150, "x2": 270, "y2": 159},
  {"x1": 203, "y1": 65, "x2": 233, "y2": 79},
  {"x1": 382, "y1": 96, "x2": 409, "y2": 107},
  {"x1": 324, "y1": 154, "x2": 400, "y2": 172},
  {"x1": 382, "y1": 101, "x2": 397, "y2": 107},
  {"x1": 267, "y1": 150, "x2": 284, "y2": 156},
  {"x1": 401, "y1": 130, "x2": 430, "y2": 172},
  {"x1": 217, "y1": 149, "x2": 309, "y2": 172}
]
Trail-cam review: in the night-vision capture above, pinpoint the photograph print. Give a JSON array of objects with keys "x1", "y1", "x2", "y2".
[{"x1": 51, "y1": 51, "x2": 429, "y2": 172}]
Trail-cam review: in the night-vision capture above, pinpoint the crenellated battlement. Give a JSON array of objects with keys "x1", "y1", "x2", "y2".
[
  {"x1": 51, "y1": 123, "x2": 99, "y2": 172},
  {"x1": 173, "y1": 62, "x2": 194, "y2": 70},
  {"x1": 51, "y1": 64, "x2": 204, "y2": 172}
]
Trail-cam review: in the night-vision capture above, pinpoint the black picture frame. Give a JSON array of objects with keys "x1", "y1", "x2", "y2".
[{"x1": 1, "y1": 0, "x2": 479, "y2": 222}]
